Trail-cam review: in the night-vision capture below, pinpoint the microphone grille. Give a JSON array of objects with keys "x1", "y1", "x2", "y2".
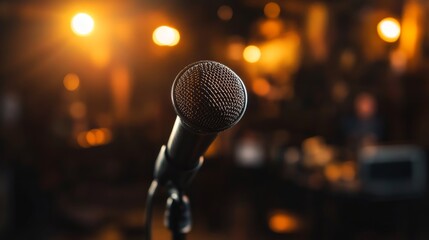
[{"x1": 172, "y1": 60, "x2": 247, "y2": 133}]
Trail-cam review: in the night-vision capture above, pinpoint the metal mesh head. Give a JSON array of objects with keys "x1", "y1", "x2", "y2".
[{"x1": 172, "y1": 60, "x2": 247, "y2": 133}]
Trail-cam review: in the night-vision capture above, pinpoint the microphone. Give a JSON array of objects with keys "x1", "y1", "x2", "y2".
[{"x1": 154, "y1": 60, "x2": 247, "y2": 189}]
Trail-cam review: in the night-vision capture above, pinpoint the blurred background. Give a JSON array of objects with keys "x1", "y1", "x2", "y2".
[{"x1": 1, "y1": 0, "x2": 429, "y2": 239}]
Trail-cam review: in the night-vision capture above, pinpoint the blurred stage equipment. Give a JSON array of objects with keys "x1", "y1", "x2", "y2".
[
  {"x1": 358, "y1": 145, "x2": 426, "y2": 198},
  {"x1": 144, "y1": 61, "x2": 247, "y2": 240}
]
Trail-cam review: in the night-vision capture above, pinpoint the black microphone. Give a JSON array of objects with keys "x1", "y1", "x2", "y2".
[{"x1": 154, "y1": 60, "x2": 247, "y2": 189}]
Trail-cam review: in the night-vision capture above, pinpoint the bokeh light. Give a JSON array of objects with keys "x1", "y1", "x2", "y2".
[
  {"x1": 153, "y1": 26, "x2": 180, "y2": 46},
  {"x1": 77, "y1": 128, "x2": 113, "y2": 148},
  {"x1": 77, "y1": 132, "x2": 90, "y2": 148},
  {"x1": 324, "y1": 164, "x2": 342, "y2": 182},
  {"x1": 227, "y1": 38, "x2": 245, "y2": 61},
  {"x1": 377, "y1": 17, "x2": 401, "y2": 43},
  {"x1": 252, "y1": 78, "x2": 271, "y2": 97},
  {"x1": 259, "y1": 19, "x2": 283, "y2": 39},
  {"x1": 63, "y1": 73, "x2": 80, "y2": 91},
  {"x1": 217, "y1": 5, "x2": 233, "y2": 21},
  {"x1": 268, "y1": 210, "x2": 299, "y2": 233},
  {"x1": 264, "y1": 2, "x2": 281, "y2": 19},
  {"x1": 243, "y1": 45, "x2": 261, "y2": 63},
  {"x1": 69, "y1": 101, "x2": 86, "y2": 119},
  {"x1": 71, "y1": 13, "x2": 94, "y2": 36}
]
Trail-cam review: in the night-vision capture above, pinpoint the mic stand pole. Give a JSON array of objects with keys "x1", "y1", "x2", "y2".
[{"x1": 152, "y1": 145, "x2": 204, "y2": 240}]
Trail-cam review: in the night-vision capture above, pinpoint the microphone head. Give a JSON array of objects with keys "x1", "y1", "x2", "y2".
[{"x1": 172, "y1": 60, "x2": 247, "y2": 133}]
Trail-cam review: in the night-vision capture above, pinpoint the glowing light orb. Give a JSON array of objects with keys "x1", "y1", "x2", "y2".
[
  {"x1": 63, "y1": 73, "x2": 80, "y2": 91},
  {"x1": 71, "y1": 13, "x2": 94, "y2": 36},
  {"x1": 377, "y1": 17, "x2": 401, "y2": 43},
  {"x1": 264, "y1": 2, "x2": 281, "y2": 18},
  {"x1": 243, "y1": 45, "x2": 261, "y2": 63},
  {"x1": 153, "y1": 26, "x2": 180, "y2": 46}
]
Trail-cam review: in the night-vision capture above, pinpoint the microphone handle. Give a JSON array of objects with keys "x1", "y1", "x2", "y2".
[
  {"x1": 154, "y1": 145, "x2": 203, "y2": 189},
  {"x1": 166, "y1": 117, "x2": 217, "y2": 170},
  {"x1": 154, "y1": 117, "x2": 217, "y2": 189}
]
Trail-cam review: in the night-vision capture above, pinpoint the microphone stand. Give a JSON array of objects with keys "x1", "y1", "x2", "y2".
[
  {"x1": 145, "y1": 145, "x2": 203, "y2": 240},
  {"x1": 164, "y1": 188, "x2": 191, "y2": 240}
]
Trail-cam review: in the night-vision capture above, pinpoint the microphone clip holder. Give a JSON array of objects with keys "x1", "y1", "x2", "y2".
[
  {"x1": 153, "y1": 145, "x2": 204, "y2": 239},
  {"x1": 165, "y1": 188, "x2": 192, "y2": 239}
]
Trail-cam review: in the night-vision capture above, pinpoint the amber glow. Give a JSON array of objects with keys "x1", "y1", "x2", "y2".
[
  {"x1": 390, "y1": 49, "x2": 407, "y2": 73},
  {"x1": 324, "y1": 164, "x2": 341, "y2": 182},
  {"x1": 227, "y1": 38, "x2": 245, "y2": 61},
  {"x1": 260, "y1": 20, "x2": 283, "y2": 39},
  {"x1": 324, "y1": 162, "x2": 356, "y2": 182},
  {"x1": 77, "y1": 132, "x2": 90, "y2": 148},
  {"x1": 85, "y1": 130, "x2": 97, "y2": 146},
  {"x1": 341, "y1": 161, "x2": 356, "y2": 181},
  {"x1": 111, "y1": 65, "x2": 131, "y2": 121},
  {"x1": 71, "y1": 13, "x2": 94, "y2": 36},
  {"x1": 243, "y1": 45, "x2": 261, "y2": 63},
  {"x1": 377, "y1": 18, "x2": 401, "y2": 43},
  {"x1": 153, "y1": 26, "x2": 180, "y2": 46},
  {"x1": 307, "y1": 3, "x2": 328, "y2": 61},
  {"x1": 269, "y1": 211, "x2": 299, "y2": 233},
  {"x1": 264, "y1": 2, "x2": 281, "y2": 19},
  {"x1": 217, "y1": 5, "x2": 233, "y2": 21},
  {"x1": 256, "y1": 32, "x2": 301, "y2": 75},
  {"x1": 90, "y1": 44, "x2": 111, "y2": 68},
  {"x1": 63, "y1": 73, "x2": 80, "y2": 91},
  {"x1": 69, "y1": 102, "x2": 86, "y2": 119},
  {"x1": 77, "y1": 128, "x2": 113, "y2": 148},
  {"x1": 252, "y1": 78, "x2": 271, "y2": 97},
  {"x1": 399, "y1": 1, "x2": 422, "y2": 64}
]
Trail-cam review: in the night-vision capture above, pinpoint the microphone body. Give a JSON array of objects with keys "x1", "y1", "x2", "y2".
[
  {"x1": 154, "y1": 117, "x2": 217, "y2": 188},
  {"x1": 153, "y1": 60, "x2": 247, "y2": 190},
  {"x1": 167, "y1": 117, "x2": 217, "y2": 170}
]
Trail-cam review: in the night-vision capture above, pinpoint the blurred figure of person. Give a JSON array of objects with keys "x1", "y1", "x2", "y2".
[{"x1": 341, "y1": 92, "x2": 384, "y2": 154}]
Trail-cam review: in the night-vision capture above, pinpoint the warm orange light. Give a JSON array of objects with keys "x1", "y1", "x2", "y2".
[
  {"x1": 243, "y1": 45, "x2": 261, "y2": 63},
  {"x1": 377, "y1": 17, "x2": 401, "y2": 43},
  {"x1": 252, "y1": 78, "x2": 271, "y2": 97},
  {"x1": 90, "y1": 44, "x2": 111, "y2": 68},
  {"x1": 217, "y1": 5, "x2": 233, "y2": 21},
  {"x1": 86, "y1": 130, "x2": 98, "y2": 146},
  {"x1": 399, "y1": 1, "x2": 422, "y2": 64},
  {"x1": 153, "y1": 26, "x2": 180, "y2": 46},
  {"x1": 63, "y1": 73, "x2": 80, "y2": 91},
  {"x1": 341, "y1": 161, "x2": 356, "y2": 181},
  {"x1": 77, "y1": 132, "x2": 90, "y2": 148},
  {"x1": 100, "y1": 128, "x2": 113, "y2": 143},
  {"x1": 389, "y1": 49, "x2": 407, "y2": 73},
  {"x1": 111, "y1": 65, "x2": 131, "y2": 121},
  {"x1": 69, "y1": 101, "x2": 86, "y2": 119},
  {"x1": 260, "y1": 19, "x2": 283, "y2": 39},
  {"x1": 269, "y1": 211, "x2": 299, "y2": 233},
  {"x1": 258, "y1": 34, "x2": 301, "y2": 74},
  {"x1": 80, "y1": 128, "x2": 113, "y2": 148},
  {"x1": 71, "y1": 13, "x2": 94, "y2": 36},
  {"x1": 324, "y1": 164, "x2": 341, "y2": 182},
  {"x1": 227, "y1": 38, "x2": 245, "y2": 61},
  {"x1": 264, "y1": 2, "x2": 281, "y2": 19},
  {"x1": 306, "y1": 3, "x2": 328, "y2": 61}
]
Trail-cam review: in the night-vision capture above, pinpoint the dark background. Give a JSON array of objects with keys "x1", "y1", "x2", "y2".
[{"x1": 1, "y1": 0, "x2": 429, "y2": 239}]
